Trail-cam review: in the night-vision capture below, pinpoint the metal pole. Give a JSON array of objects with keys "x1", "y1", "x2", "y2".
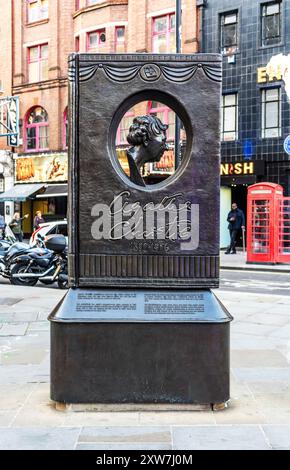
[
  {"x1": 242, "y1": 227, "x2": 246, "y2": 253},
  {"x1": 176, "y1": 0, "x2": 181, "y2": 54},
  {"x1": 175, "y1": 0, "x2": 182, "y2": 170}
]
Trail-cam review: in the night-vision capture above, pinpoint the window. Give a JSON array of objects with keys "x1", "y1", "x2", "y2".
[
  {"x1": 57, "y1": 224, "x2": 68, "y2": 237},
  {"x1": 28, "y1": 44, "x2": 48, "y2": 82},
  {"x1": 149, "y1": 101, "x2": 175, "y2": 141},
  {"x1": 152, "y1": 14, "x2": 175, "y2": 53},
  {"x1": 27, "y1": 0, "x2": 48, "y2": 23},
  {"x1": 116, "y1": 111, "x2": 134, "y2": 145},
  {"x1": 261, "y1": 2, "x2": 282, "y2": 46},
  {"x1": 87, "y1": 30, "x2": 106, "y2": 52},
  {"x1": 261, "y1": 88, "x2": 281, "y2": 138},
  {"x1": 220, "y1": 11, "x2": 238, "y2": 55},
  {"x1": 86, "y1": 1, "x2": 102, "y2": 6},
  {"x1": 221, "y1": 94, "x2": 238, "y2": 141},
  {"x1": 115, "y1": 27, "x2": 125, "y2": 53},
  {"x1": 75, "y1": 36, "x2": 80, "y2": 52},
  {"x1": 25, "y1": 107, "x2": 49, "y2": 152},
  {"x1": 63, "y1": 108, "x2": 68, "y2": 149}
]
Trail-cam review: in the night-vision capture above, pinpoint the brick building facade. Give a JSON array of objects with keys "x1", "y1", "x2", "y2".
[{"x1": 0, "y1": 0, "x2": 198, "y2": 232}]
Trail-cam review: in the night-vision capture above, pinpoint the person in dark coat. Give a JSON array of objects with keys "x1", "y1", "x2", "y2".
[{"x1": 225, "y1": 202, "x2": 245, "y2": 254}]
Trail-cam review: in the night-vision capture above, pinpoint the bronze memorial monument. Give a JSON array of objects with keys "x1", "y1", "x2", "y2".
[{"x1": 49, "y1": 53, "x2": 232, "y2": 407}]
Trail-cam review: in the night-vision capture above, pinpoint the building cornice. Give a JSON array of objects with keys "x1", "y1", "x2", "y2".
[{"x1": 12, "y1": 77, "x2": 68, "y2": 94}]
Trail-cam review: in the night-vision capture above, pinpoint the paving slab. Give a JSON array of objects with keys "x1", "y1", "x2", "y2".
[
  {"x1": 262, "y1": 425, "x2": 290, "y2": 449},
  {"x1": 270, "y1": 324, "x2": 290, "y2": 339},
  {"x1": 11, "y1": 403, "x2": 66, "y2": 427},
  {"x1": 247, "y1": 380, "x2": 290, "y2": 395},
  {"x1": 78, "y1": 426, "x2": 171, "y2": 445},
  {"x1": 213, "y1": 402, "x2": 267, "y2": 425},
  {"x1": 27, "y1": 322, "x2": 49, "y2": 332},
  {"x1": 231, "y1": 350, "x2": 289, "y2": 368},
  {"x1": 62, "y1": 412, "x2": 140, "y2": 426},
  {"x1": 246, "y1": 313, "x2": 290, "y2": 327},
  {"x1": 233, "y1": 367, "x2": 290, "y2": 383},
  {"x1": 76, "y1": 443, "x2": 172, "y2": 450},
  {"x1": 230, "y1": 333, "x2": 277, "y2": 350},
  {"x1": 0, "y1": 312, "x2": 38, "y2": 323},
  {"x1": 0, "y1": 364, "x2": 49, "y2": 384},
  {"x1": 0, "y1": 426, "x2": 81, "y2": 450},
  {"x1": 138, "y1": 411, "x2": 216, "y2": 425},
  {"x1": 231, "y1": 322, "x2": 277, "y2": 337},
  {"x1": 172, "y1": 425, "x2": 270, "y2": 450},
  {"x1": 0, "y1": 323, "x2": 29, "y2": 336},
  {"x1": 0, "y1": 383, "x2": 36, "y2": 410}
]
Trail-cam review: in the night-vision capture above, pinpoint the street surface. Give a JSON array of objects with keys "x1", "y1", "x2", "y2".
[
  {"x1": 2, "y1": 269, "x2": 290, "y2": 295},
  {"x1": 220, "y1": 270, "x2": 290, "y2": 296},
  {"x1": 0, "y1": 270, "x2": 290, "y2": 450}
]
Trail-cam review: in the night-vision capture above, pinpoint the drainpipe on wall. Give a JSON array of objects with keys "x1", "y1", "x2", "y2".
[{"x1": 197, "y1": 0, "x2": 207, "y2": 53}]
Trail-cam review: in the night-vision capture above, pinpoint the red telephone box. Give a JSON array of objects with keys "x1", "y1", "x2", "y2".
[
  {"x1": 247, "y1": 183, "x2": 290, "y2": 264},
  {"x1": 247, "y1": 183, "x2": 282, "y2": 263},
  {"x1": 277, "y1": 195, "x2": 290, "y2": 263}
]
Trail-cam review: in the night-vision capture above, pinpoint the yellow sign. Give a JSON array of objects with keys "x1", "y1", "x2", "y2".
[
  {"x1": 257, "y1": 65, "x2": 283, "y2": 83},
  {"x1": 220, "y1": 162, "x2": 254, "y2": 176}
]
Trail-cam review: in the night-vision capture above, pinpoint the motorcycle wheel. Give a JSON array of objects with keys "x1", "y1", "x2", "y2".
[
  {"x1": 10, "y1": 262, "x2": 38, "y2": 287},
  {"x1": 57, "y1": 278, "x2": 68, "y2": 289}
]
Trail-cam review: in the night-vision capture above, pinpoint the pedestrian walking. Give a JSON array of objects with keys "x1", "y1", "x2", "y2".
[
  {"x1": 33, "y1": 210, "x2": 45, "y2": 231},
  {"x1": 9, "y1": 212, "x2": 29, "y2": 242},
  {"x1": 225, "y1": 202, "x2": 245, "y2": 254}
]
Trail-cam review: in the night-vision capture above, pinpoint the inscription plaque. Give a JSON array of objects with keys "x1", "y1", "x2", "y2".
[{"x1": 52, "y1": 289, "x2": 230, "y2": 323}]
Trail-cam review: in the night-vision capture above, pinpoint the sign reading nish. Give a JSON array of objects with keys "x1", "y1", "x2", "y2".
[{"x1": 220, "y1": 162, "x2": 254, "y2": 176}]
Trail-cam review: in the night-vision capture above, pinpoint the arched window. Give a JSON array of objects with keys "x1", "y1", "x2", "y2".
[
  {"x1": 148, "y1": 101, "x2": 175, "y2": 140},
  {"x1": 63, "y1": 107, "x2": 68, "y2": 149},
  {"x1": 25, "y1": 106, "x2": 49, "y2": 152}
]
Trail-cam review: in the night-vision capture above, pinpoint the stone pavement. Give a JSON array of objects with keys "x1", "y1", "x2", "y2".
[
  {"x1": 0, "y1": 281, "x2": 290, "y2": 450},
  {"x1": 220, "y1": 250, "x2": 290, "y2": 272}
]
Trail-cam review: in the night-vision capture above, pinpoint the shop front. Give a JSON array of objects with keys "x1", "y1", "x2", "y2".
[
  {"x1": 0, "y1": 152, "x2": 68, "y2": 235},
  {"x1": 220, "y1": 161, "x2": 265, "y2": 248}
]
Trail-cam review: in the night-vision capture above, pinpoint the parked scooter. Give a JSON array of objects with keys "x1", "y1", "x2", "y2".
[{"x1": 10, "y1": 234, "x2": 68, "y2": 289}]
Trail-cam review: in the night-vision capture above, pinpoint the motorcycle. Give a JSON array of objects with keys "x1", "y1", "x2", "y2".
[
  {"x1": 0, "y1": 232, "x2": 46, "y2": 279},
  {"x1": 10, "y1": 234, "x2": 68, "y2": 289}
]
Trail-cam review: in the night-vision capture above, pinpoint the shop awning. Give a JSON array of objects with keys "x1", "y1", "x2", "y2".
[
  {"x1": 36, "y1": 184, "x2": 68, "y2": 198},
  {"x1": 0, "y1": 183, "x2": 45, "y2": 202}
]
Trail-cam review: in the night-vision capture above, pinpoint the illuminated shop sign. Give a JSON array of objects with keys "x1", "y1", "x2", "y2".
[
  {"x1": 220, "y1": 162, "x2": 254, "y2": 176},
  {"x1": 15, "y1": 153, "x2": 68, "y2": 184}
]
